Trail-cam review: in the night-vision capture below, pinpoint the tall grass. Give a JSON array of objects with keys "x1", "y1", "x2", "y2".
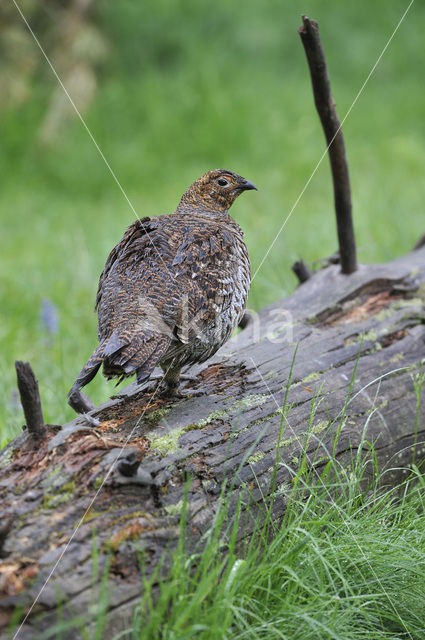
[{"x1": 126, "y1": 471, "x2": 425, "y2": 640}]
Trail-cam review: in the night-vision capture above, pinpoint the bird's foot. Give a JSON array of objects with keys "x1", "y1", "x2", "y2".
[
  {"x1": 161, "y1": 383, "x2": 205, "y2": 399},
  {"x1": 152, "y1": 380, "x2": 188, "y2": 399},
  {"x1": 179, "y1": 374, "x2": 199, "y2": 383},
  {"x1": 161, "y1": 389, "x2": 186, "y2": 399},
  {"x1": 147, "y1": 372, "x2": 198, "y2": 385},
  {"x1": 139, "y1": 379, "x2": 201, "y2": 400}
]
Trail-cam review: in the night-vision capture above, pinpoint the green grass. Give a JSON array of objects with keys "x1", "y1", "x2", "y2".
[
  {"x1": 1, "y1": 0, "x2": 425, "y2": 442},
  {"x1": 126, "y1": 471, "x2": 425, "y2": 640}
]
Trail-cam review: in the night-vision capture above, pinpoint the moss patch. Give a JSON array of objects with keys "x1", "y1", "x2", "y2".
[
  {"x1": 248, "y1": 451, "x2": 266, "y2": 464},
  {"x1": 46, "y1": 464, "x2": 63, "y2": 482},
  {"x1": 362, "y1": 330, "x2": 378, "y2": 343},
  {"x1": 93, "y1": 476, "x2": 104, "y2": 490},
  {"x1": 375, "y1": 307, "x2": 397, "y2": 322},
  {"x1": 346, "y1": 330, "x2": 378, "y2": 347},
  {"x1": 144, "y1": 406, "x2": 172, "y2": 427},
  {"x1": 389, "y1": 352, "x2": 405, "y2": 364},
  {"x1": 393, "y1": 297, "x2": 423, "y2": 310},
  {"x1": 274, "y1": 420, "x2": 330, "y2": 450},
  {"x1": 82, "y1": 505, "x2": 120, "y2": 523},
  {"x1": 196, "y1": 394, "x2": 270, "y2": 428},
  {"x1": 310, "y1": 420, "x2": 329, "y2": 435},
  {"x1": 148, "y1": 393, "x2": 270, "y2": 455},
  {"x1": 42, "y1": 479, "x2": 76, "y2": 510},
  {"x1": 148, "y1": 427, "x2": 186, "y2": 454},
  {"x1": 0, "y1": 447, "x2": 14, "y2": 469},
  {"x1": 148, "y1": 420, "x2": 211, "y2": 455},
  {"x1": 233, "y1": 394, "x2": 269, "y2": 410},
  {"x1": 164, "y1": 500, "x2": 184, "y2": 516},
  {"x1": 415, "y1": 283, "x2": 425, "y2": 300},
  {"x1": 196, "y1": 409, "x2": 229, "y2": 428},
  {"x1": 292, "y1": 371, "x2": 322, "y2": 388}
]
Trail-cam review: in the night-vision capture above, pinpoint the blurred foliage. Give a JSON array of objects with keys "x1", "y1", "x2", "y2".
[
  {"x1": 0, "y1": 0, "x2": 109, "y2": 140},
  {"x1": 1, "y1": 0, "x2": 424, "y2": 441}
]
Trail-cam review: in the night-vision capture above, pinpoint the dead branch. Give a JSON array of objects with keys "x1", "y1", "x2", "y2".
[
  {"x1": 15, "y1": 361, "x2": 45, "y2": 438},
  {"x1": 299, "y1": 15, "x2": 357, "y2": 275},
  {"x1": 292, "y1": 259, "x2": 312, "y2": 283}
]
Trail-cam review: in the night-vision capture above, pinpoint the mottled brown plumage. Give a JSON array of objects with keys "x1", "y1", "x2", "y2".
[{"x1": 68, "y1": 169, "x2": 256, "y2": 397}]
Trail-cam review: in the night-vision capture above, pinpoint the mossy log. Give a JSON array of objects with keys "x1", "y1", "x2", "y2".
[{"x1": 1, "y1": 247, "x2": 425, "y2": 639}]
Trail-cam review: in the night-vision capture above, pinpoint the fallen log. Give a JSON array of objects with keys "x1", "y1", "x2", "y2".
[{"x1": 1, "y1": 247, "x2": 425, "y2": 639}]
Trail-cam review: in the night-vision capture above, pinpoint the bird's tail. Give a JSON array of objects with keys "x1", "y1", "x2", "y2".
[
  {"x1": 68, "y1": 330, "x2": 171, "y2": 397},
  {"x1": 67, "y1": 342, "x2": 105, "y2": 397}
]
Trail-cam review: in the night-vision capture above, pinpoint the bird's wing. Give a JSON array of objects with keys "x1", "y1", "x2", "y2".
[{"x1": 95, "y1": 216, "x2": 155, "y2": 312}]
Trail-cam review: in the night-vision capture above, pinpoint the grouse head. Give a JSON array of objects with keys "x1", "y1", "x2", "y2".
[{"x1": 176, "y1": 169, "x2": 257, "y2": 217}]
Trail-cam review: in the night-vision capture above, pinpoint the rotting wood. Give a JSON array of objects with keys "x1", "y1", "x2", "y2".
[
  {"x1": 1, "y1": 248, "x2": 425, "y2": 639},
  {"x1": 299, "y1": 15, "x2": 357, "y2": 274}
]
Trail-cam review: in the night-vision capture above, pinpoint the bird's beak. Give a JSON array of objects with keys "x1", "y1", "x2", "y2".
[{"x1": 239, "y1": 179, "x2": 258, "y2": 191}]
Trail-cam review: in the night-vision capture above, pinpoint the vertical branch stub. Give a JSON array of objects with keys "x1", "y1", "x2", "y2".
[
  {"x1": 298, "y1": 15, "x2": 358, "y2": 275},
  {"x1": 15, "y1": 360, "x2": 46, "y2": 437},
  {"x1": 292, "y1": 259, "x2": 312, "y2": 283}
]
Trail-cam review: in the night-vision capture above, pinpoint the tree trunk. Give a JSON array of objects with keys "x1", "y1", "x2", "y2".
[{"x1": 1, "y1": 248, "x2": 425, "y2": 639}]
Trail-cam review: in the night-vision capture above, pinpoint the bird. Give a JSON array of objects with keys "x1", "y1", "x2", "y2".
[{"x1": 68, "y1": 169, "x2": 256, "y2": 401}]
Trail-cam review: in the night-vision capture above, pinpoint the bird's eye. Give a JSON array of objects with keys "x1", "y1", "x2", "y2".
[{"x1": 217, "y1": 177, "x2": 229, "y2": 187}]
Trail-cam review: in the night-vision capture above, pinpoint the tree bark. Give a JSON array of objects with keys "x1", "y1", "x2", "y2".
[{"x1": 1, "y1": 248, "x2": 425, "y2": 639}]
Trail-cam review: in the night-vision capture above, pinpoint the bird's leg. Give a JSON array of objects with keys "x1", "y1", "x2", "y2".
[
  {"x1": 136, "y1": 365, "x2": 183, "y2": 397},
  {"x1": 161, "y1": 366, "x2": 203, "y2": 397},
  {"x1": 138, "y1": 366, "x2": 200, "y2": 399},
  {"x1": 161, "y1": 364, "x2": 184, "y2": 397}
]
